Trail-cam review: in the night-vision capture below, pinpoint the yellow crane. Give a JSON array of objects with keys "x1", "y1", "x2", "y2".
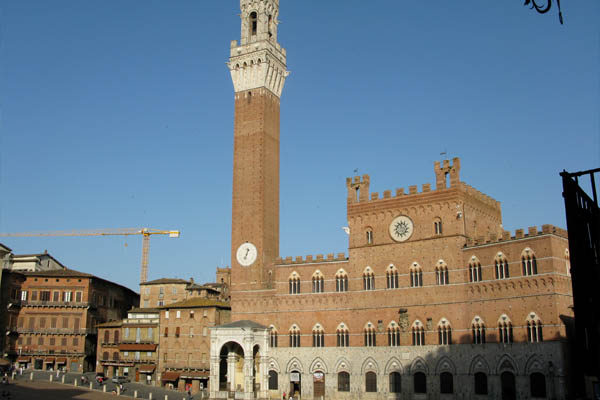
[{"x1": 0, "y1": 228, "x2": 180, "y2": 283}]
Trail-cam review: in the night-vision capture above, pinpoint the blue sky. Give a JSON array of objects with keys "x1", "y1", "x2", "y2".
[{"x1": 1, "y1": 1, "x2": 598, "y2": 292}]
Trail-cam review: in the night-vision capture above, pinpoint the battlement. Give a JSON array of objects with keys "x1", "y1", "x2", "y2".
[
  {"x1": 346, "y1": 158, "x2": 501, "y2": 210},
  {"x1": 276, "y1": 252, "x2": 348, "y2": 266},
  {"x1": 465, "y1": 224, "x2": 568, "y2": 247},
  {"x1": 435, "y1": 157, "x2": 460, "y2": 189},
  {"x1": 461, "y1": 183, "x2": 500, "y2": 208},
  {"x1": 346, "y1": 175, "x2": 370, "y2": 203}
]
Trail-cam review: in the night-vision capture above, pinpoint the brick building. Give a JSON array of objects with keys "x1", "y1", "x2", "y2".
[
  {"x1": 158, "y1": 297, "x2": 230, "y2": 394},
  {"x1": 7, "y1": 268, "x2": 138, "y2": 372},
  {"x1": 96, "y1": 308, "x2": 160, "y2": 383},
  {"x1": 210, "y1": 2, "x2": 574, "y2": 400},
  {"x1": 139, "y1": 276, "x2": 229, "y2": 308}
]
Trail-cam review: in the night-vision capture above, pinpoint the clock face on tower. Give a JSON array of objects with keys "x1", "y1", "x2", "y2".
[
  {"x1": 389, "y1": 215, "x2": 414, "y2": 242},
  {"x1": 236, "y1": 242, "x2": 257, "y2": 267}
]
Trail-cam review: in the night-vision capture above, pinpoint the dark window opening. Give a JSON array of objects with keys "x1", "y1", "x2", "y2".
[
  {"x1": 389, "y1": 372, "x2": 401, "y2": 393},
  {"x1": 250, "y1": 12, "x2": 258, "y2": 36},
  {"x1": 530, "y1": 373, "x2": 547, "y2": 398},
  {"x1": 414, "y1": 372, "x2": 426, "y2": 393},
  {"x1": 338, "y1": 372, "x2": 350, "y2": 392},
  {"x1": 268, "y1": 370, "x2": 278, "y2": 390},
  {"x1": 440, "y1": 372, "x2": 453, "y2": 394},
  {"x1": 365, "y1": 372, "x2": 377, "y2": 392},
  {"x1": 474, "y1": 372, "x2": 488, "y2": 395}
]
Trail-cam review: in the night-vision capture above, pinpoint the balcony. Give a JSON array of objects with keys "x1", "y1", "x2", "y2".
[
  {"x1": 100, "y1": 342, "x2": 119, "y2": 347},
  {"x1": 20, "y1": 349, "x2": 86, "y2": 357},
  {"x1": 21, "y1": 301, "x2": 95, "y2": 309},
  {"x1": 17, "y1": 328, "x2": 97, "y2": 335}
]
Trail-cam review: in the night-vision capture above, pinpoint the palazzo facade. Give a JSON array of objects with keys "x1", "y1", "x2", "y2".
[{"x1": 211, "y1": 1, "x2": 574, "y2": 399}]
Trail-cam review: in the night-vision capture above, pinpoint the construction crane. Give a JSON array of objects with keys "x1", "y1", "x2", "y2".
[{"x1": 0, "y1": 228, "x2": 180, "y2": 283}]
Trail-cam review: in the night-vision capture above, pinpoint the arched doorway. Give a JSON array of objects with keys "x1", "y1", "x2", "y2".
[
  {"x1": 219, "y1": 341, "x2": 245, "y2": 392},
  {"x1": 501, "y1": 371, "x2": 516, "y2": 400},
  {"x1": 313, "y1": 371, "x2": 325, "y2": 399},
  {"x1": 290, "y1": 370, "x2": 302, "y2": 399}
]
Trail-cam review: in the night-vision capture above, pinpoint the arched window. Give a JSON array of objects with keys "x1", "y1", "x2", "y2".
[
  {"x1": 364, "y1": 323, "x2": 376, "y2": 347},
  {"x1": 530, "y1": 372, "x2": 547, "y2": 398},
  {"x1": 365, "y1": 371, "x2": 377, "y2": 392},
  {"x1": 438, "y1": 319, "x2": 452, "y2": 345},
  {"x1": 366, "y1": 228, "x2": 373, "y2": 245},
  {"x1": 312, "y1": 324, "x2": 324, "y2": 347},
  {"x1": 435, "y1": 260, "x2": 449, "y2": 285},
  {"x1": 113, "y1": 352, "x2": 119, "y2": 360},
  {"x1": 434, "y1": 217, "x2": 443, "y2": 235},
  {"x1": 471, "y1": 316, "x2": 486, "y2": 344},
  {"x1": 474, "y1": 372, "x2": 488, "y2": 395},
  {"x1": 114, "y1": 330, "x2": 119, "y2": 342},
  {"x1": 335, "y1": 270, "x2": 348, "y2": 292},
  {"x1": 565, "y1": 248, "x2": 571, "y2": 275},
  {"x1": 389, "y1": 371, "x2": 401, "y2": 393},
  {"x1": 289, "y1": 273, "x2": 300, "y2": 295},
  {"x1": 440, "y1": 372, "x2": 453, "y2": 394},
  {"x1": 268, "y1": 370, "x2": 278, "y2": 390},
  {"x1": 412, "y1": 320, "x2": 425, "y2": 346},
  {"x1": 269, "y1": 326, "x2": 278, "y2": 348},
  {"x1": 103, "y1": 330, "x2": 109, "y2": 343},
  {"x1": 102, "y1": 351, "x2": 108, "y2": 361},
  {"x1": 336, "y1": 323, "x2": 349, "y2": 347},
  {"x1": 414, "y1": 372, "x2": 427, "y2": 394},
  {"x1": 410, "y1": 263, "x2": 423, "y2": 287},
  {"x1": 387, "y1": 321, "x2": 400, "y2": 346},
  {"x1": 498, "y1": 315, "x2": 513, "y2": 344},
  {"x1": 386, "y1": 265, "x2": 399, "y2": 289},
  {"x1": 363, "y1": 267, "x2": 375, "y2": 290},
  {"x1": 495, "y1": 253, "x2": 510, "y2": 279},
  {"x1": 469, "y1": 257, "x2": 482, "y2": 282},
  {"x1": 526, "y1": 313, "x2": 543, "y2": 343},
  {"x1": 521, "y1": 249, "x2": 538, "y2": 276},
  {"x1": 312, "y1": 271, "x2": 324, "y2": 293},
  {"x1": 289, "y1": 325, "x2": 301, "y2": 348},
  {"x1": 337, "y1": 371, "x2": 350, "y2": 392},
  {"x1": 249, "y1": 11, "x2": 258, "y2": 36}
]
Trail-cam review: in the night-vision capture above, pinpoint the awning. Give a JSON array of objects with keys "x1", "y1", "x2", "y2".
[
  {"x1": 118, "y1": 343, "x2": 158, "y2": 352},
  {"x1": 17, "y1": 357, "x2": 31, "y2": 363},
  {"x1": 180, "y1": 371, "x2": 209, "y2": 379},
  {"x1": 161, "y1": 371, "x2": 180, "y2": 382},
  {"x1": 138, "y1": 365, "x2": 156, "y2": 373},
  {"x1": 44, "y1": 357, "x2": 55, "y2": 363},
  {"x1": 0, "y1": 359, "x2": 11, "y2": 366},
  {"x1": 56, "y1": 358, "x2": 67, "y2": 364}
]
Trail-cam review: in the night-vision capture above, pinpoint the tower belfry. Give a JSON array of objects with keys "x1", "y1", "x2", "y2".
[{"x1": 229, "y1": 0, "x2": 288, "y2": 290}]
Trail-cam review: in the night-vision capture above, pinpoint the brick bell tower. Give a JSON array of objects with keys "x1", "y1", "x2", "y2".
[{"x1": 229, "y1": 0, "x2": 288, "y2": 292}]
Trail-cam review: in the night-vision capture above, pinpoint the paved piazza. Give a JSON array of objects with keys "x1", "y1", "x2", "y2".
[{"x1": 2, "y1": 380, "x2": 129, "y2": 400}]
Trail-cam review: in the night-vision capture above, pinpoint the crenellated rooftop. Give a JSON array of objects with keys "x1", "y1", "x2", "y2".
[
  {"x1": 465, "y1": 224, "x2": 568, "y2": 247},
  {"x1": 275, "y1": 252, "x2": 347, "y2": 266},
  {"x1": 346, "y1": 158, "x2": 500, "y2": 210}
]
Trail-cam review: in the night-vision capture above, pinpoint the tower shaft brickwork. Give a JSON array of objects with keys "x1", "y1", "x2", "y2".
[{"x1": 229, "y1": 0, "x2": 288, "y2": 293}]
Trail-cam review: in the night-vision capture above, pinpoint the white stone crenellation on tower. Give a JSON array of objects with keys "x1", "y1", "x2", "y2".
[{"x1": 228, "y1": 0, "x2": 288, "y2": 97}]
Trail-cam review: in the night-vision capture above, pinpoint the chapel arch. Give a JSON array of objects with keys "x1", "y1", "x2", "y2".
[{"x1": 218, "y1": 341, "x2": 245, "y2": 391}]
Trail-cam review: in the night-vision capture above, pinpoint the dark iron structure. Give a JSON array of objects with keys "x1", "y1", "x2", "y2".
[
  {"x1": 561, "y1": 167, "x2": 600, "y2": 395},
  {"x1": 524, "y1": 0, "x2": 564, "y2": 24}
]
